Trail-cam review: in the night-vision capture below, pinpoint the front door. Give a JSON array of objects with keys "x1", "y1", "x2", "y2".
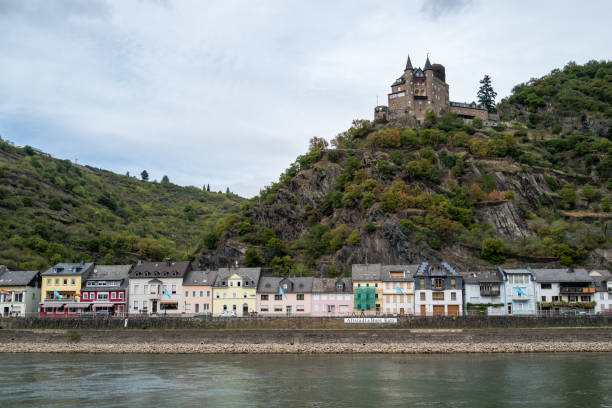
[
  {"x1": 507, "y1": 303, "x2": 512, "y2": 315},
  {"x1": 195, "y1": 304, "x2": 199, "y2": 313},
  {"x1": 433, "y1": 305, "x2": 445, "y2": 316},
  {"x1": 420, "y1": 305, "x2": 426, "y2": 316},
  {"x1": 3, "y1": 307, "x2": 8, "y2": 317},
  {"x1": 116, "y1": 305, "x2": 124, "y2": 317},
  {"x1": 152, "y1": 300, "x2": 158, "y2": 314},
  {"x1": 286, "y1": 305, "x2": 292, "y2": 316},
  {"x1": 242, "y1": 303, "x2": 249, "y2": 316},
  {"x1": 399, "y1": 308, "x2": 405, "y2": 315}
]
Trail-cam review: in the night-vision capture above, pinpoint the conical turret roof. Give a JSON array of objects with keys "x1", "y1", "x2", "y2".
[
  {"x1": 424, "y1": 56, "x2": 433, "y2": 71},
  {"x1": 405, "y1": 54, "x2": 413, "y2": 70}
]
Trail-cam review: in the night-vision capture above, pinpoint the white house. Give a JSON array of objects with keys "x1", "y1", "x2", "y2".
[
  {"x1": 532, "y1": 268, "x2": 595, "y2": 314},
  {"x1": 414, "y1": 262, "x2": 463, "y2": 316},
  {"x1": 128, "y1": 260, "x2": 191, "y2": 315},
  {"x1": 463, "y1": 269, "x2": 505, "y2": 315},
  {"x1": 589, "y1": 269, "x2": 611, "y2": 314},
  {"x1": 0, "y1": 268, "x2": 41, "y2": 317}
]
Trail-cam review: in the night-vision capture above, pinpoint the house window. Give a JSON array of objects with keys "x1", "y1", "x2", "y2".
[
  {"x1": 133, "y1": 300, "x2": 138, "y2": 310},
  {"x1": 274, "y1": 306, "x2": 282, "y2": 312},
  {"x1": 111, "y1": 292, "x2": 116, "y2": 300},
  {"x1": 580, "y1": 296, "x2": 590, "y2": 302},
  {"x1": 144, "y1": 285, "x2": 149, "y2": 294},
  {"x1": 261, "y1": 295, "x2": 269, "y2": 300},
  {"x1": 541, "y1": 283, "x2": 552, "y2": 289},
  {"x1": 274, "y1": 294, "x2": 282, "y2": 301},
  {"x1": 345, "y1": 294, "x2": 350, "y2": 301},
  {"x1": 433, "y1": 278, "x2": 444, "y2": 289},
  {"x1": 207, "y1": 291, "x2": 210, "y2": 297},
  {"x1": 192, "y1": 291, "x2": 196, "y2": 297},
  {"x1": 237, "y1": 282, "x2": 241, "y2": 287},
  {"x1": 232, "y1": 305, "x2": 237, "y2": 311},
  {"x1": 223, "y1": 305, "x2": 227, "y2": 311},
  {"x1": 542, "y1": 296, "x2": 547, "y2": 302},
  {"x1": 55, "y1": 278, "x2": 59, "y2": 284},
  {"x1": 171, "y1": 285, "x2": 176, "y2": 294},
  {"x1": 322, "y1": 294, "x2": 328, "y2": 300},
  {"x1": 63, "y1": 279, "x2": 68, "y2": 285},
  {"x1": 451, "y1": 279, "x2": 456, "y2": 289},
  {"x1": 314, "y1": 294, "x2": 319, "y2": 300},
  {"x1": 296, "y1": 294, "x2": 304, "y2": 300},
  {"x1": 98, "y1": 292, "x2": 109, "y2": 300},
  {"x1": 134, "y1": 285, "x2": 139, "y2": 294},
  {"x1": 233, "y1": 292, "x2": 237, "y2": 299},
  {"x1": 71, "y1": 279, "x2": 75, "y2": 285},
  {"x1": 451, "y1": 292, "x2": 456, "y2": 301},
  {"x1": 420, "y1": 292, "x2": 426, "y2": 301},
  {"x1": 420, "y1": 278, "x2": 425, "y2": 288},
  {"x1": 314, "y1": 305, "x2": 319, "y2": 312},
  {"x1": 243, "y1": 293, "x2": 247, "y2": 298},
  {"x1": 296, "y1": 305, "x2": 304, "y2": 312},
  {"x1": 260, "y1": 305, "x2": 269, "y2": 312},
  {"x1": 223, "y1": 293, "x2": 227, "y2": 298},
  {"x1": 432, "y1": 292, "x2": 444, "y2": 301},
  {"x1": 230, "y1": 281, "x2": 233, "y2": 287},
  {"x1": 200, "y1": 291, "x2": 203, "y2": 297},
  {"x1": 185, "y1": 291, "x2": 189, "y2": 298},
  {"x1": 552, "y1": 296, "x2": 559, "y2": 302},
  {"x1": 119, "y1": 292, "x2": 124, "y2": 299},
  {"x1": 203, "y1": 304, "x2": 209, "y2": 310},
  {"x1": 47, "y1": 278, "x2": 51, "y2": 285},
  {"x1": 185, "y1": 304, "x2": 191, "y2": 312}
]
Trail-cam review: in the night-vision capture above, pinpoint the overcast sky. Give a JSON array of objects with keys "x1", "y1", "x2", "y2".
[{"x1": 0, "y1": 0, "x2": 610, "y2": 197}]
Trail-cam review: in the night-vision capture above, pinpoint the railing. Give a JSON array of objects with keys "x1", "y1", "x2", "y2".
[
  {"x1": 559, "y1": 287, "x2": 595, "y2": 294},
  {"x1": 479, "y1": 290, "x2": 501, "y2": 297}
]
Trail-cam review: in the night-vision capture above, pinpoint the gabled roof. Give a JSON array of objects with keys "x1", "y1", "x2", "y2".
[
  {"x1": 413, "y1": 68, "x2": 426, "y2": 78},
  {"x1": 129, "y1": 260, "x2": 191, "y2": 279},
  {"x1": 415, "y1": 262, "x2": 460, "y2": 277},
  {"x1": 392, "y1": 73, "x2": 406, "y2": 86},
  {"x1": 380, "y1": 265, "x2": 418, "y2": 281},
  {"x1": 352, "y1": 264, "x2": 382, "y2": 281},
  {"x1": 87, "y1": 265, "x2": 132, "y2": 281},
  {"x1": 405, "y1": 54, "x2": 413, "y2": 70},
  {"x1": 42, "y1": 262, "x2": 94, "y2": 277},
  {"x1": 531, "y1": 268, "x2": 592, "y2": 283},
  {"x1": 312, "y1": 278, "x2": 353, "y2": 293},
  {"x1": 464, "y1": 269, "x2": 504, "y2": 284},
  {"x1": 0, "y1": 270, "x2": 39, "y2": 286},
  {"x1": 183, "y1": 270, "x2": 217, "y2": 286},
  {"x1": 424, "y1": 56, "x2": 433, "y2": 71},
  {"x1": 214, "y1": 267, "x2": 261, "y2": 287}
]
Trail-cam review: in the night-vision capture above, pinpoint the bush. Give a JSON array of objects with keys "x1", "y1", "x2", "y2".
[
  {"x1": 559, "y1": 184, "x2": 577, "y2": 209},
  {"x1": 49, "y1": 197, "x2": 62, "y2": 211},
  {"x1": 492, "y1": 124, "x2": 507, "y2": 132},
  {"x1": 472, "y1": 118, "x2": 483, "y2": 129},
  {"x1": 400, "y1": 129, "x2": 419, "y2": 147},
  {"x1": 377, "y1": 159, "x2": 395, "y2": 176},
  {"x1": 544, "y1": 175, "x2": 559, "y2": 191},
  {"x1": 363, "y1": 224, "x2": 377, "y2": 234},
  {"x1": 551, "y1": 122, "x2": 562, "y2": 134},
  {"x1": 244, "y1": 248, "x2": 265, "y2": 267},
  {"x1": 21, "y1": 197, "x2": 33, "y2": 207},
  {"x1": 504, "y1": 190, "x2": 515, "y2": 200},
  {"x1": 327, "y1": 150, "x2": 340, "y2": 163},
  {"x1": 366, "y1": 128, "x2": 401, "y2": 148},
  {"x1": 481, "y1": 238, "x2": 506, "y2": 264},
  {"x1": 346, "y1": 230, "x2": 360, "y2": 245},
  {"x1": 203, "y1": 232, "x2": 220, "y2": 250}
]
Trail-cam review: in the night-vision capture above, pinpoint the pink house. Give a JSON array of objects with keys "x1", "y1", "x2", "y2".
[
  {"x1": 311, "y1": 278, "x2": 353, "y2": 316},
  {"x1": 256, "y1": 277, "x2": 313, "y2": 316}
]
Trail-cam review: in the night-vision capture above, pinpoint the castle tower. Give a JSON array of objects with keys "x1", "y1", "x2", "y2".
[{"x1": 424, "y1": 56, "x2": 434, "y2": 114}]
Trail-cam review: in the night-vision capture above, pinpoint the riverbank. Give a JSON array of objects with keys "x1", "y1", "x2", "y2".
[{"x1": 1, "y1": 328, "x2": 610, "y2": 353}]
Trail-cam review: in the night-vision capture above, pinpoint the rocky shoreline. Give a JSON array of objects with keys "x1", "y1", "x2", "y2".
[{"x1": 2, "y1": 341, "x2": 611, "y2": 354}]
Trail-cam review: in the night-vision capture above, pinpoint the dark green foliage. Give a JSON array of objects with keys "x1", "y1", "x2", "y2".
[
  {"x1": 477, "y1": 74, "x2": 497, "y2": 112},
  {"x1": 327, "y1": 150, "x2": 340, "y2": 163},
  {"x1": 202, "y1": 232, "x2": 220, "y2": 250},
  {"x1": 97, "y1": 191, "x2": 118, "y2": 212},
  {"x1": 141, "y1": 170, "x2": 149, "y2": 181},
  {"x1": 244, "y1": 248, "x2": 265, "y2": 267},
  {"x1": 377, "y1": 159, "x2": 395, "y2": 176},
  {"x1": 544, "y1": 175, "x2": 559, "y2": 191},
  {"x1": 321, "y1": 191, "x2": 343, "y2": 216},
  {"x1": 481, "y1": 238, "x2": 506, "y2": 264},
  {"x1": 424, "y1": 111, "x2": 438, "y2": 128},
  {"x1": 389, "y1": 151, "x2": 405, "y2": 166},
  {"x1": 161, "y1": 175, "x2": 170, "y2": 183},
  {"x1": 363, "y1": 223, "x2": 377, "y2": 234},
  {"x1": 49, "y1": 197, "x2": 62, "y2": 211},
  {"x1": 472, "y1": 118, "x2": 483, "y2": 129},
  {"x1": 21, "y1": 197, "x2": 33, "y2": 207},
  {"x1": 559, "y1": 184, "x2": 577, "y2": 209}
]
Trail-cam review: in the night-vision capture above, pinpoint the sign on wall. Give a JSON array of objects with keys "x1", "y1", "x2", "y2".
[{"x1": 344, "y1": 317, "x2": 398, "y2": 324}]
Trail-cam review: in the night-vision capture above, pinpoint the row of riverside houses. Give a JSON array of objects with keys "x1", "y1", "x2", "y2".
[{"x1": 0, "y1": 261, "x2": 611, "y2": 318}]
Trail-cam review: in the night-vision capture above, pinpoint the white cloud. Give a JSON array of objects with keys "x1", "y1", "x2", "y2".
[{"x1": 0, "y1": 0, "x2": 610, "y2": 197}]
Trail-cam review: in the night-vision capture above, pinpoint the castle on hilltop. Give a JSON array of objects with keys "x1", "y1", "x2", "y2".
[{"x1": 374, "y1": 54, "x2": 492, "y2": 124}]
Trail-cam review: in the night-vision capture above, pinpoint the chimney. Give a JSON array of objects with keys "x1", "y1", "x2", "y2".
[
  {"x1": 166, "y1": 258, "x2": 171, "y2": 266},
  {"x1": 568, "y1": 267, "x2": 575, "y2": 273}
]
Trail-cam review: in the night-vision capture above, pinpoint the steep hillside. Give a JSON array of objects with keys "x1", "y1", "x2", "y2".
[
  {"x1": 202, "y1": 61, "x2": 612, "y2": 275},
  {"x1": 0, "y1": 139, "x2": 245, "y2": 270}
]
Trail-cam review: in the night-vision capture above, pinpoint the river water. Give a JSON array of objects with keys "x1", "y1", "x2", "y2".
[{"x1": 2, "y1": 353, "x2": 611, "y2": 407}]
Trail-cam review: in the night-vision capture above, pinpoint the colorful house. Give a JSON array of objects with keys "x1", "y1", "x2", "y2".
[
  {"x1": 182, "y1": 270, "x2": 216, "y2": 315},
  {"x1": 311, "y1": 278, "x2": 353, "y2": 316},
  {"x1": 0, "y1": 269, "x2": 41, "y2": 317},
  {"x1": 212, "y1": 267, "x2": 261, "y2": 316},
  {"x1": 502, "y1": 268, "x2": 537, "y2": 315},
  {"x1": 81, "y1": 265, "x2": 131, "y2": 317},
  {"x1": 40, "y1": 262, "x2": 95, "y2": 317},
  {"x1": 532, "y1": 268, "x2": 595, "y2": 314},
  {"x1": 414, "y1": 262, "x2": 463, "y2": 316},
  {"x1": 463, "y1": 269, "x2": 506, "y2": 315},
  {"x1": 381, "y1": 265, "x2": 417, "y2": 315},
  {"x1": 128, "y1": 260, "x2": 191, "y2": 315},
  {"x1": 257, "y1": 276, "x2": 313, "y2": 316},
  {"x1": 352, "y1": 264, "x2": 383, "y2": 315}
]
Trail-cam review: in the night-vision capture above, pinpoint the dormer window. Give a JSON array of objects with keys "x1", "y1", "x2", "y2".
[
  {"x1": 222, "y1": 281, "x2": 226, "y2": 286},
  {"x1": 237, "y1": 281, "x2": 241, "y2": 287}
]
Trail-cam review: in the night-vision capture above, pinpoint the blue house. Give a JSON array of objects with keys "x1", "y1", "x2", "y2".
[{"x1": 501, "y1": 268, "x2": 537, "y2": 315}]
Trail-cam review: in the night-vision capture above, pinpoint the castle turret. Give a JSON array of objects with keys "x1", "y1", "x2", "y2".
[
  {"x1": 424, "y1": 56, "x2": 433, "y2": 71},
  {"x1": 405, "y1": 54, "x2": 413, "y2": 71}
]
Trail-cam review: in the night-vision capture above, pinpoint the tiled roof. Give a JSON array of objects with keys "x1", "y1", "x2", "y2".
[
  {"x1": 531, "y1": 268, "x2": 592, "y2": 283},
  {"x1": 424, "y1": 57, "x2": 433, "y2": 71},
  {"x1": 258, "y1": 276, "x2": 314, "y2": 293},
  {"x1": 464, "y1": 269, "x2": 504, "y2": 284},
  {"x1": 89, "y1": 265, "x2": 132, "y2": 280},
  {"x1": 0, "y1": 270, "x2": 39, "y2": 286},
  {"x1": 214, "y1": 267, "x2": 261, "y2": 287},
  {"x1": 415, "y1": 262, "x2": 460, "y2": 277},
  {"x1": 405, "y1": 54, "x2": 413, "y2": 70},
  {"x1": 183, "y1": 270, "x2": 217, "y2": 286},
  {"x1": 380, "y1": 265, "x2": 418, "y2": 281},
  {"x1": 129, "y1": 261, "x2": 191, "y2": 279},
  {"x1": 312, "y1": 278, "x2": 353, "y2": 293},
  {"x1": 42, "y1": 262, "x2": 94, "y2": 277}
]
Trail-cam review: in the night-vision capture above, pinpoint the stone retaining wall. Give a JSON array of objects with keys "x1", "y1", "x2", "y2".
[{"x1": 2, "y1": 315, "x2": 610, "y2": 330}]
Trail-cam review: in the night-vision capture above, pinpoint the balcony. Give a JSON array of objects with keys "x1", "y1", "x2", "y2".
[
  {"x1": 559, "y1": 287, "x2": 595, "y2": 294},
  {"x1": 479, "y1": 290, "x2": 501, "y2": 297}
]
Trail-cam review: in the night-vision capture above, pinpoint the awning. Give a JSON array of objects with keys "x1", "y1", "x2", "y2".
[
  {"x1": 91, "y1": 303, "x2": 115, "y2": 308},
  {"x1": 159, "y1": 301, "x2": 178, "y2": 304},
  {"x1": 41, "y1": 302, "x2": 65, "y2": 308},
  {"x1": 65, "y1": 303, "x2": 90, "y2": 308}
]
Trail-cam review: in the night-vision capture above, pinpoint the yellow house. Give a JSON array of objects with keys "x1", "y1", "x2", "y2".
[
  {"x1": 212, "y1": 267, "x2": 260, "y2": 316},
  {"x1": 40, "y1": 262, "x2": 94, "y2": 316}
]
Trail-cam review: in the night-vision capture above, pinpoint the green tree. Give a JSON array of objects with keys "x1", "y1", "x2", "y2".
[
  {"x1": 481, "y1": 238, "x2": 506, "y2": 264},
  {"x1": 202, "y1": 232, "x2": 220, "y2": 249},
  {"x1": 161, "y1": 175, "x2": 170, "y2": 184},
  {"x1": 559, "y1": 184, "x2": 577, "y2": 209},
  {"x1": 477, "y1": 74, "x2": 498, "y2": 113},
  {"x1": 244, "y1": 248, "x2": 265, "y2": 267},
  {"x1": 49, "y1": 197, "x2": 62, "y2": 211},
  {"x1": 141, "y1": 170, "x2": 149, "y2": 181}
]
